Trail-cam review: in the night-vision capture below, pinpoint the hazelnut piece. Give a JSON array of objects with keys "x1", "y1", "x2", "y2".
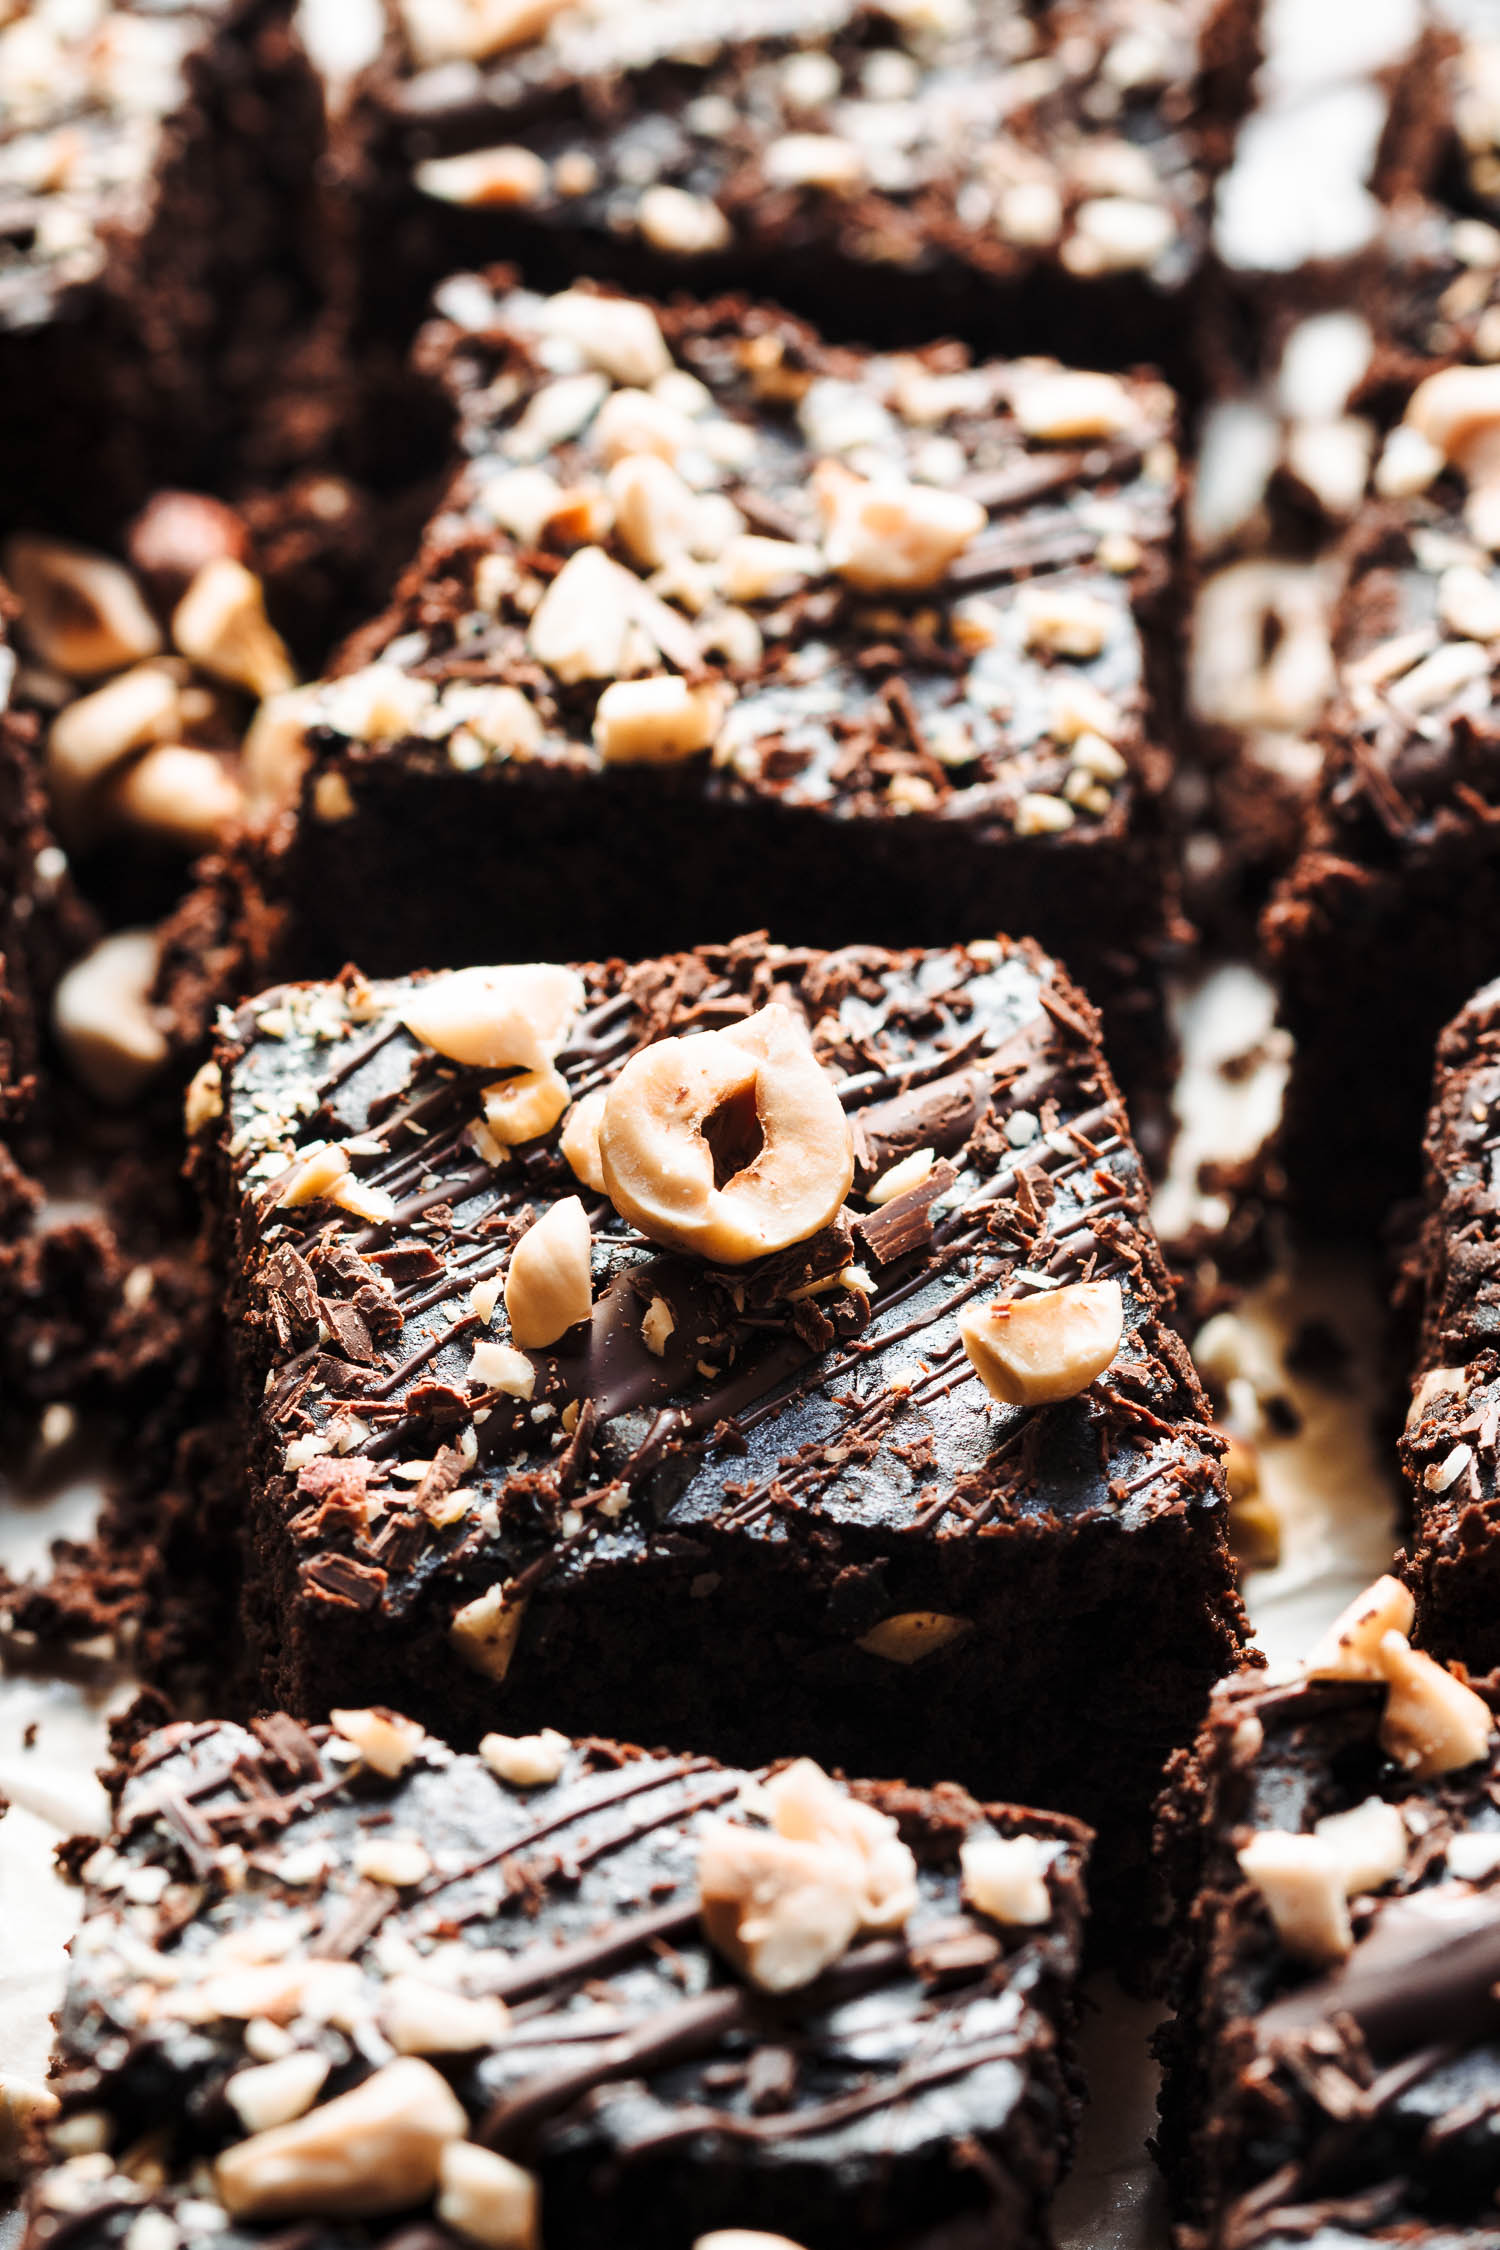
[
  {"x1": 225, "y1": 2053, "x2": 330, "y2": 2135},
  {"x1": 505, "y1": 1195, "x2": 593, "y2": 1348},
  {"x1": 960, "y1": 1833, "x2": 1054, "y2": 1926},
  {"x1": 380, "y1": 1979, "x2": 509, "y2": 2056},
  {"x1": 1237, "y1": 1831, "x2": 1353, "y2": 1964},
  {"x1": 597, "y1": 1003, "x2": 854, "y2": 1264},
  {"x1": 1377, "y1": 1634, "x2": 1494, "y2": 1778},
  {"x1": 172, "y1": 558, "x2": 296, "y2": 700},
  {"x1": 1405, "y1": 364, "x2": 1500, "y2": 548},
  {"x1": 1313, "y1": 1797, "x2": 1408, "y2": 1894},
  {"x1": 480, "y1": 1728, "x2": 569, "y2": 1787},
  {"x1": 436, "y1": 2139, "x2": 540, "y2": 2250},
  {"x1": 698, "y1": 1825, "x2": 863, "y2": 1992},
  {"x1": 482, "y1": 1064, "x2": 570, "y2": 1146},
  {"x1": 215, "y1": 2057, "x2": 466, "y2": 2221},
  {"x1": 450, "y1": 1584, "x2": 527, "y2": 1680},
  {"x1": 1304, "y1": 1575, "x2": 1416, "y2": 1682},
  {"x1": 52, "y1": 931, "x2": 167, "y2": 1103},
  {"x1": 593, "y1": 675, "x2": 732, "y2": 764},
  {"x1": 401, "y1": 963, "x2": 583, "y2": 1072},
  {"x1": 559, "y1": 1088, "x2": 607, "y2": 1192},
  {"x1": 4, "y1": 534, "x2": 161, "y2": 677},
  {"x1": 957, "y1": 1281, "x2": 1124, "y2": 1406},
  {"x1": 47, "y1": 663, "x2": 180, "y2": 797},
  {"x1": 813, "y1": 461, "x2": 986, "y2": 591},
  {"x1": 107, "y1": 743, "x2": 244, "y2": 850},
  {"x1": 329, "y1": 1708, "x2": 427, "y2": 1776}
]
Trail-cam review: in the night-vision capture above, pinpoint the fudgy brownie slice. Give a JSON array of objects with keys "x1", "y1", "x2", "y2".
[
  {"x1": 1394, "y1": 974, "x2": 1500, "y2": 1670},
  {"x1": 347, "y1": 0, "x2": 1257, "y2": 372},
  {"x1": 25, "y1": 1712, "x2": 1090, "y2": 2249},
  {"x1": 1155, "y1": 1578, "x2": 1500, "y2": 2249},
  {"x1": 0, "y1": 0, "x2": 327, "y2": 540},
  {"x1": 198, "y1": 934, "x2": 1244, "y2": 1951},
  {"x1": 260, "y1": 276, "x2": 1184, "y2": 1110}
]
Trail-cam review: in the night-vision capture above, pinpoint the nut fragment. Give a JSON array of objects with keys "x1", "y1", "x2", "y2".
[
  {"x1": 540, "y1": 289, "x2": 670, "y2": 387},
  {"x1": 215, "y1": 2057, "x2": 466, "y2": 2220},
  {"x1": 814, "y1": 461, "x2": 986, "y2": 591},
  {"x1": 401, "y1": 963, "x2": 583, "y2": 1072},
  {"x1": 450, "y1": 1584, "x2": 527, "y2": 1681},
  {"x1": 638, "y1": 183, "x2": 732, "y2": 257},
  {"x1": 5, "y1": 534, "x2": 162, "y2": 676},
  {"x1": 505, "y1": 1196, "x2": 593, "y2": 1348},
  {"x1": 482, "y1": 1064, "x2": 571, "y2": 1145},
  {"x1": 1237, "y1": 1831, "x2": 1353, "y2": 1964},
  {"x1": 354, "y1": 1834, "x2": 432, "y2": 1887},
  {"x1": 415, "y1": 146, "x2": 548, "y2": 207},
  {"x1": 126, "y1": 490, "x2": 250, "y2": 609},
  {"x1": 527, "y1": 545, "x2": 648, "y2": 683},
  {"x1": 1017, "y1": 584, "x2": 1114, "y2": 659},
  {"x1": 855, "y1": 1611, "x2": 972, "y2": 1664},
  {"x1": 958, "y1": 1281, "x2": 1124, "y2": 1407},
  {"x1": 47, "y1": 663, "x2": 180, "y2": 793},
  {"x1": 480, "y1": 1728, "x2": 569, "y2": 1787},
  {"x1": 329, "y1": 1707, "x2": 426, "y2": 1777},
  {"x1": 594, "y1": 675, "x2": 731, "y2": 764},
  {"x1": 184, "y1": 1059, "x2": 222, "y2": 1135},
  {"x1": 719, "y1": 534, "x2": 824, "y2": 604},
  {"x1": 598, "y1": 1003, "x2": 854, "y2": 1264},
  {"x1": 1376, "y1": 1633, "x2": 1494, "y2": 1779},
  {"x1": 469, "y1": 1339, "x2": 535, "y2": 1399},
  {"x1": 52, "y1": 930, "x2": 167, "y2": 1103},
  {"x1": 960, "y1": 1833, "x2": 1054, "y2": 1926},
  {"x1": 380, "y1": 1978, "x2": 509, "y2": 2056},
  {"x1": 108, "y1": 743, "x2": 243, "y2": 849},
  {"x1": 172, "y1": 558, "x2": 295, "y2": 699},
  {"x1": 436, "y1": 2139, "x2": 540, "y2": 2250},
  {"x1": 1013, "y1": 370, "x2": 1136, "y2": 442},
  {"x1": 225, "y1": 2053, "x2": 330, "y2": 2136},
  {"x1": 399, "y1": 0, "x2": 573, "y2": 64},
  {"x1": 1304, "y1": 1575, "x2": 1415, "y2": 1681},
  {"x1": 1405, "y1": 364, "x2": 1500, "y2": 548},
  {"x1": 867, "y1": 1147, "x2": 935, "y2": 1205},
  {"x1": 559, "y1": 1089, "x2": 607, "y2": 1191},
  {"x1": 1313, "y1": 1797, "x2": 1408, "y2": 1894}
]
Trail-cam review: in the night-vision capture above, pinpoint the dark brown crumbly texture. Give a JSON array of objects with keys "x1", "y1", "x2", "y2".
[
  {"x1": 0, "y1": 0, "x2": 328, "y2": 541},
  {"x1": 268, "y1": 278, "x2": 1184, "y2": 1113},
  {"x1": 203, "y1": 934, "x2": 1244, "y2": 1956},
  {"x1": 1155, "y1": 1665, "x2": 1500, "y2": 2250},
  {"x1": 1393, "y1": 975, "x2": 1500, "y2": 1670},
  {"x1": 25, "y1": 1716, "x2": 1090, "y2": 2250},
  {"x1": 348, "y1": 0, "x2": 1257, "y2": 374}
]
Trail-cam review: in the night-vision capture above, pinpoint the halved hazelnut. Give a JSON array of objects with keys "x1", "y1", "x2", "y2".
[
  {"x1": 172, "y1": 558, "x2": 296, "y2": 700},
  {"x1": 597, "y1": 1002, "x2": 854, "y2": 1264},
  {"x1": 215, "y1": 2057, "x2": 466, "y2": 2221},
  {"x1": 1303, "y1": 1575, "x2": 1415, "y2": 1682},
  {"x1": 559, "y1": 1088, "x2": 607, "y2": 1191},
  {"x1": 401, "y1": 963, "x2": 583, "y2": 1072},
  {"x1": 505, "y1": 1196, "x2": 592, "y2": 1348},
  {"x1": 5, "y1": 534, "x2": 162, "y2": 676},
  {"x1": 52, "y1": 930, "x2": 168, "y2": 1103},
  {"x1": 482, "y1": 1064, "x2": 570, "y2": 1146},
  {"x1": 957, "y1": 1281, "x2": 1124, "y2": 1406},
  {"x1": 813, "y1": 461, "x2": 986, "y2": 591},
  {"x1": 1377, "y1": 1633, "x2": 1495, "y2": 1778}
]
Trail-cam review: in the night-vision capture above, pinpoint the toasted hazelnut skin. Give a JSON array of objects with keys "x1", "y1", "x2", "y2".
[{"x1": 597, "y1": 1003, "x2": 854, "y2": 1264}]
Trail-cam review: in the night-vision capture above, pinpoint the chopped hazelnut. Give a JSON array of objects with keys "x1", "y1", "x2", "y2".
[
  {"x1": 482, "y1": 1063, "x2": 570, "y2": 1145},
  {"x1": 436, "y1": 2139, "x2": 540, "y2": 2250},
  {"x1": 559, "y1": 1088, "x2": 608, "y2": 1192},
  {"x1": 1065, "y1": 195, "x2": 1173, "y2": 272},
  {"x1": 1377, "y1": 1634, "x2": 1495, "y2": 1779},
  {"x1": 1374, "y1": 422, "x2": 1445, "y2": 500},
  {"x1": 814, "y1": 461, "x2": 986, "y2": 591},
  {"x1": 527, "y1": 545, "x2": 648, "y2": 683},
  {"x1": 0, "y1": 2079, "x2": 59, "y2": 2180},
  {"x1": 479, "y1": 1728, "x2": 570, "y2": 1786},
  {"x1": 313, "y1": 770, "x2": 355, "y2": 822},
  {"x1": 240, "y1": 687, "x2": 322, "y2": 816},
  {"x1": 1013, "y1": 369, "x2": 1136, "y2": 443},
  {"x1": 1304, "y1": 1575, "x2": 1416, "y2": 1681},
  {"x1": 450, "y1": 1584, "x2": 527, "y2": 1681},
  {"x1": 107, "y1": 743, "x2": 243, "y2": 849},
  {"x1": 1407, "y1": 1366, "x2": 1468, "y2": 1427},
  {"x1": 1405, "y1": 364, "x2": 1500, "y2": 548},
  {"x1": 52, "y1": 930, "x2": 167, "y2": 1103},
  {"x1": 1017, "y1": 584, "x2": 1113, "y2": 658},
  {"x1": 694, "y1": 2237, "x2": 808, "y2": 2250},
  {"x1": 540, "y1": 289, "x2": 670, "y2": 387},
  {"x1": 5, "y1": 534, "x2": 162, "y2": 677},
  {"x1": 867, "y1": 1147, "x2": 935, "y2": 1205},
  {"x1": 598, "y1": 1002, "x2": 854, "y2": 1263},
  {"x1": 763, "y1": 132, "x2": 867, "y2": 191},
  {"x1": 47, "y1": 663, "x2": 180, "y2": 794},
  {"x1": 215, "y1": 2058, "x2": 466, "y2": 2221},
  {"x1": 468, "y1": 1339, "x2": 535, "y2": 1399},
  {"x1": 637, "y1": 182, "x2": 732, "y2": 256},
  {"x1": 184, "y1": 1059, "x2": 223, "y2": 1135},
  {"x1": 958, "y1": 1280, "x2": 1125, "y2": 1407},
  {"x1": 593, "y1": 675, "x2": 732, "y2": 764},
  {"x1": 1386, "y1": 638, "x2": 1491, "y2": 716},
  {"x1": 960, "y1": 1833, "x2": 1054, "y2": 1925},
  {"x1": 641, "y1": 1294, "x2": 676, "y2": 1355},
  {"x1": 380, "y1": 1978, "x2": 509, "y2": 2055},
  {"x1": 503, "y1": 372, "x2": 610, "y2": 463},
  {"x1": 608, "y1": 453, "x2": 704, "y2": 567},
  {"x1": 414, "y1": 146, "x2": 548, "y2": 207},
  {"x1": 855, "y1": 1611, "x2": 972, "y2": 1664},
  {"x1": 592, "y1": 386, "x2": 696, "y2": 466},
  {"x1": 1014, "y1": 790, "x2": 1076, "y2": 835},
  {"x1": 1313, "y1": 1797, "x2": 1408, "y2": 1894},
  {"x1": 328, "y1": 1707, "x2": 426, "y2": 1777},
  {"x1": 1438, "y1": 564, "x2": 1500, "y2": 642},
  {"x1": 353, "y1": 1834, "x2": 432, "y2": 1887},
  {"x1": 399, "y1": 0, "x2": 572, "y2": 64},
  {"x1": 224, "y1": 2053, "x2": 329, "y2": 2136},
  {"x1": 1237, "y1": 1831, "x2": 1353, "y2": 1964},
  {"x1": 719, "y1": 534, "x2": 824, "y2": 604},
  {"x1": 401, "y1": 962, "x2": 583, "y2": 1072},
  {"x1": 171, "y1": 558, "x2": 295, "y2": 700},
  {"x1": 505, "y1": 1196, "x2": 593, "y2": 1348}
]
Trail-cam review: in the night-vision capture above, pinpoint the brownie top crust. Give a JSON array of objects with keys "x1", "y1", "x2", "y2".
[
  {"x1": 374, "y1": 0, "x2": 1231, "y2": 299},
  {"x1": 0, "y1": 0, "x2": 251, "y2": 333},
  {"x1": 205, "y1": 935, "x2": 1223, "y2": 1677},
  {"x1": 29, "y1": 1713, "x2": 1088, "y2": 2248},
  {"x1": 1159, "y1": 1642, "x2": 1500, "y2": 2250},
  {"x1": 287, "y1": 278, "x2": 1176, "y2": 847}
]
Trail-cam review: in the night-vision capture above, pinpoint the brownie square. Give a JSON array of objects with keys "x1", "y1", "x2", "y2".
[
  {"x1": 199, "y1": 933, "x2": 1244, "y2": 1955},
  {"x1": 261, "y1": 276, "x2": 1184, "y2": 1112},
  {"x1": 25, "y1": 1713, "x2": 1090, "y2": 2250},
  {"x1": 0, "y1": 0, "x2": 327, "y2": 541},
  {"x1": 346, "y1": 0, "x2": 1258, "y2": 373},
  {"x1": 1155, "y1": 1646, "x2": 1500, "y2": 2250}
]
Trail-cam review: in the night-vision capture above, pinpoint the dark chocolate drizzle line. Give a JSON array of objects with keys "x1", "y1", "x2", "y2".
[
  {"x1": 481, "y1": 1898, "x2": 704, "y2": 2002},
  {"x1": 1257, "y1": 1886, "x2": 1500, "y2": 2061},
  {"x1": 416, "y1": 1757, "x2": 714, "y2": 1901}
]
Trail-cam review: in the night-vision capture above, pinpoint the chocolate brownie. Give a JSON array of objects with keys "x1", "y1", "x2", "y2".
[
  {"x1": 24, "y1": 1713, "x2": 1090, "y2": 2249},
  {"x1": 261, "y1": 277, "x2": 1184, "y2": 1113},
  {"x1": 0, "y1": 0, "x2": 328, "y2": 543},
  {"x1": 345, "y1": 0, "x2": 1258, "y2": 376},
  {"x1": 1155, "y1": 1586, "x2": 1500, "y2": 2249},
  {"x1": 199, "y1": 934, "x2": 1244, "y2": 1953}
]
